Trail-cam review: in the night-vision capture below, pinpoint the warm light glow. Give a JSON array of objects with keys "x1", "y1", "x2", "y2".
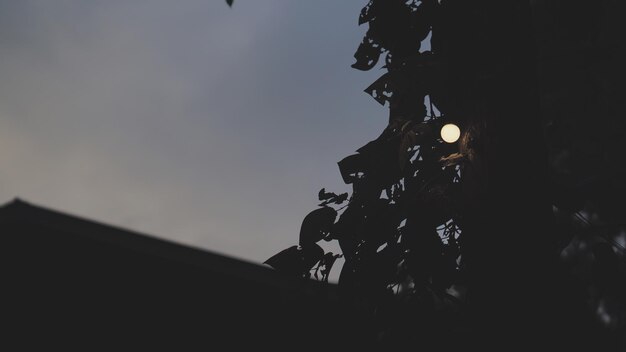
[{"x1": 440, "y1": 124, "x2": 461, "y2": 143}]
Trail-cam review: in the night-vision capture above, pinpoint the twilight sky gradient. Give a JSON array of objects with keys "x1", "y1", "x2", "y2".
[{"x1": 0, "y1": 0, "x2": 389, "y2": 268}]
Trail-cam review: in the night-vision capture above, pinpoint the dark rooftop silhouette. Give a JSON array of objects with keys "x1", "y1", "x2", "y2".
[
  {"x1": 1, "y1": 199, "x2": 366, "y2": 350},
  {"x1": 2, "y1": 199, "x2": 297, "y2": 287}
]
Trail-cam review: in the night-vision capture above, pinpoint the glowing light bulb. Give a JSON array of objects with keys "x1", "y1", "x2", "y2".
[{"x1": 440, "y1": 123, "x2": 461, "y2": 143}]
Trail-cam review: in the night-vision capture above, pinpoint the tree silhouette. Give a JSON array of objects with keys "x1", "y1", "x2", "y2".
[{"x1": 254, "y1": 1, "x2": 625, "y2": 350}]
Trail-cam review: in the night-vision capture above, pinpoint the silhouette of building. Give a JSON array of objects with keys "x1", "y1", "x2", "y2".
[{"x1": 1, "y1": 199, "x2": 365, "y2": 349}]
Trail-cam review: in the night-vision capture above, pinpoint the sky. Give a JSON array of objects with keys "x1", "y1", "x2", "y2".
[{"x1": 0, "y1": 0, "x2": 389, "y2": 270}]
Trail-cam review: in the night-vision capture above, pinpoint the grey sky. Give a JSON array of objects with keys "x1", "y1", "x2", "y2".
[{"x1": 0, "y1": 0, "x2": 387, "y2": 270}]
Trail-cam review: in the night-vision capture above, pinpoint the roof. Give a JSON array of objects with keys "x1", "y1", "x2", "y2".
[
  {"x1": 0, "y1": 198, "x2": 362, "y2": 349},
  {"x1": 0, "y1": 198, "x2": 330, "y2": 294}
]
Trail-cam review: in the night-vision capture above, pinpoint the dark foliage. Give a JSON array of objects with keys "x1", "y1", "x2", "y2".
[
  {"x1": 266, "y1": 0, "x2": 467, "y2": 344},
  {"x1": 262, "y1": 0, "x2": 626, "y2": 350}
]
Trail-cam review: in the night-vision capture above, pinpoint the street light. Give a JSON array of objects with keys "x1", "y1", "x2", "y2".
[{"x1": 441, "y1": 123, "x2": 461, "y2": 143}]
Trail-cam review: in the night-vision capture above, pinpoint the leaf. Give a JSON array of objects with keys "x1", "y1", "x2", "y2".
[
  {"x1": 439, "y1": 152, "x2": 466, "y2": 167},
  {"x1": 335, "y1": 193, "x2": 350, "y2": 204},
  {"x1": 264, "y1": 246, "x2": 302, "y2": 276},
  {"x1": 364, "y1": 69, "x2": 422, "y2": 112},
  {"x1": 318, "y1": 188, "x2": 335, "y2": 201},
  {"x1": 356, "y1": 132, "x2": 403, "y2": 190},
  {"x1": 338, "y1": 260, "x2": 359, "y2": 293},
  {"x1": 359, "y1": 1, "x2": 376, "y2": 25},
  {"x1": 320, "y1": 194, "x2": 349, "y2": 206},
  {"x1": 264, "y1": 245, "x2": 324, "y2": 278},
  {"x1": 318, "y1": 188, "x2": 349, "y2": 206},
  {"x1": 299, "y1": 207, "x2": 337, "y2": 247},
  {"x1": 226, "y1": 0, "x2": 233, "y2": 7},
  {"x1": 351, "y1": 32, "x2": 382, "y2": 71},
  {"x1": 364, "y1": 72, "x2": 392, "y2": 105},
  {"x1": 319, "y1": 252, "x2": 341, "y2": 282},
  {"x1": 399, "y1": 130, "x2": 417, "y2": 171},
  {"x1": 301, "y1": 244, "x2": 325, "y2": 274},
  {"x1": 337, "y1": 154, "x2": 367, "y2": 184},
  {"x1": 332, "y1": 203, "x2": 365, "y2": 260}
]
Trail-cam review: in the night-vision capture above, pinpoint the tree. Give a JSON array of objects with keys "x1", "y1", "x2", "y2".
[{"x1": 258, "y1": 1, "x2": 625, "y2": 350}]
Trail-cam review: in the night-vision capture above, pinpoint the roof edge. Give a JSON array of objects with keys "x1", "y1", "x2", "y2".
[{"x1": 0, "y1": 198, "x2": 326, "y2": 292}]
